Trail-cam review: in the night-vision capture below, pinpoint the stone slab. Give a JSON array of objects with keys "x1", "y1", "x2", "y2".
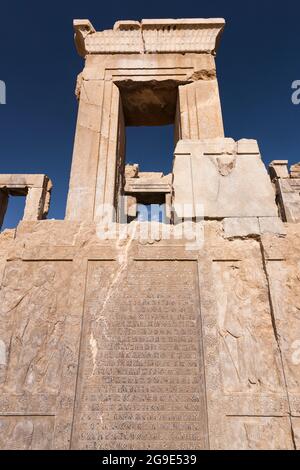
[{"x1": 173, "y1": 139, "x2": 278, "y2": 219}]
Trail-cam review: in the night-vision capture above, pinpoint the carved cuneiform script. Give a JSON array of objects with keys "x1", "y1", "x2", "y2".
[{"x1": 72, "y1": 260, "x2": 208, "y2": 449}]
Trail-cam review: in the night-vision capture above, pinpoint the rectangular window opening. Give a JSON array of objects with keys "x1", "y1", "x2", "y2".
[
  {"x1": 118, "y1": 80, "x2": 181, "y2": 224},
  {"x1": 125, "y1": 124, "x2": 175, "y2": 175},
  {"x1": 0, "y1": 193, "x2": 27, "y2": 231}
]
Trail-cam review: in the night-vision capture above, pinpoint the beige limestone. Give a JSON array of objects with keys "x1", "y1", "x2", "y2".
[
  {"x1": 173, "y1": 139, "x2": 278, "y2": 219},
  {"x1": 223, "y1": 217, "x2": 286, "y2": 239},
  {"x1": 0, "y1": 219, "x2": 299, "y2": 449},
  {"x1": 0, "y1": 175, "x2": 52, "y2": 229},
  {"x1": 0, "y1": 17, "x2": 300, "y2": 451},
  {"x1": 223, "y1": 217, "x2": 260, "y2": 239},
  {"x1": 124, "y1": 170, "x2": 171, "y2": 194},
  {"x1": 270, "y1": 161, "x2": 300, "y2": 223},
  {"x1": 74, "y1": 19, "x2": 225, "y2": 57},
  {"x1": 258, "y1": 216, "x2": 287, "y2": 235},
  {"x1": 66, "y1": 18, "x2": 224, "y2": 222},
  {"x1": 269, "y1": 160, "x2": 290, "y2": 180},
  {"x1": 277, "y1": 179, "x2": 300, "y2": 222},
  {"x1": 178, "y1": 80, "x2": 224, "y2": 139},
  {"x1": 290, "y1": 163, "x2": 300, "y2": 178}
]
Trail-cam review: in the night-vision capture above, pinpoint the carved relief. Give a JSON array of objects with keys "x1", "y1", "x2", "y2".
[
  {"x1": 213, "y1": 260, "x2": 284, "y2": 393},
  {"x1": 216, "y1": 154, "x2": 237, "y2": 176},
  {"x1": 0, "y1": 261, "x2": 72, "y2": 395},
  {"x1": 226, "y1": 416, "x2": 294, "y2": 450},
  {"x1": 0, "y1": 416, "x2": 54, "y2": 450}
]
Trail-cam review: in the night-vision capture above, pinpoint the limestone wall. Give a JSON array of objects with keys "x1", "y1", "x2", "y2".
[
  {"x1": 0, "y1": 220, "x2": 299, "y2": 449},
  {"x1": 1, "y1": 17, "x2": 299, "y2": 451}
]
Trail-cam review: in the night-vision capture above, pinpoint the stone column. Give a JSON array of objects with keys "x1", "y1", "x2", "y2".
[
  {"x1": 66, "y1": 79, "x2": 105, "y2": 221},
  {"x1": 94, "y1": 82, "x2": 123, "y2": 223},
  {"x1": 178, "y1": 79, "x2": 224, "y2": 139},
  {"x1": 23, "y1": 176, "x2": 52, "y2": 221},
  {"x1": 66, "y1": 79, "x2": 122, "y2": 222},
  {"x1": 0, "y1": 190, "x2": 8, "y2": 229}
]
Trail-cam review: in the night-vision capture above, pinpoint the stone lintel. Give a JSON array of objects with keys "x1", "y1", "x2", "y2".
[
  {"x1": 290, "y1": 162, "x2": 300, "y2": 178},
  {"x1": 125, "y1": 180, "x2": 171, "y2": 193},
  {"x1": 0, "y1": 174, "x2": 52, "y2": 228},
  {"x1": 269, "y1": 160, "x2": 290, "y2": 180},
  {"x1": 124, "y1": 167, "x2": 172, "y2": 195},
  {"x1": 0, "y1": 174, "x2": 51, "y2": 189},
  {"x1": 74, "y1": 18, "x2": 226, "y2": 57},
  {"x1": 73, "y1": 19, "x2": 96, "y2": 57},
  {"x1": 141, "y1": 18, "x2": 225, "y2": 27}
]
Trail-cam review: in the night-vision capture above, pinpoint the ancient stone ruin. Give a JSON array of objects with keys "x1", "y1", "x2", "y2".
[{"x1": 0, "y1": 18, "x2": 299, "y2": 450}]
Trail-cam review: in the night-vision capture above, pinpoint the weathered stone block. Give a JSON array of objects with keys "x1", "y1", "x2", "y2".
[
  {"x1": 223, "y1": 217, "x2": 260, "y2": 238},
  {"x1": 173, "y1": 139, "x2": 278, "y2": 219}
]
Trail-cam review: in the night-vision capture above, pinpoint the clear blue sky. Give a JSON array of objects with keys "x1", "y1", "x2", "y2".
[{"x1": 1, "y1": 1, "x2": 299, "y2": 228}]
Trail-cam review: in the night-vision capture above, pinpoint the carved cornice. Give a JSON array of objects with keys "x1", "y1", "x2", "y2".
[{"x1": 74, "y1": 18, "x2": 225, "y2": 57}]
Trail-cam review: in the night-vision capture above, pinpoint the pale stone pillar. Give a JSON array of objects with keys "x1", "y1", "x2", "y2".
[
  {"x1": 23, "y1": 176, "x2": 52, "y2": 221},
  {"x1": 66, "y1": 79, "x2": 122, "y2": 222},
  {"x1": 0, "y1": 190, "x2": 8, "y2": 229},
  {"x1": 93, "y1": 82, "x2": 123, "y2": 223},
  {"x1": 178, "y1": 79, "x2": 224, "y2": 139},
  {"x1": 66, "y1": 79, "x2": 105, "y2": 221}
]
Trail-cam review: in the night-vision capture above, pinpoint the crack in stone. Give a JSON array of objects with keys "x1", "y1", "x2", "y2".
[
  {"x1": 259, "y1": 239, "x2": 297, "y2": 450},
  {"x1": 89, "y1": 223, "x2": 138, "y2": 376}
]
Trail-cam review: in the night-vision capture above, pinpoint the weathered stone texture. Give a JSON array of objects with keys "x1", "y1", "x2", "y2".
[
  {"x1": 74, "y1": 19, "x2": 225, "y2": 56},
  {"x1": 1, "y1": 17, "x2": 300, "y2": 451},
  {"x1": 0, "y1": 221, "x2": 299, "y2": 449},
  {"x1": 269, "y1": 160, "x2": 300, "y2": 223},
  {"x1": 173, "y1": 139, "x2": 278, "y2": 219},
  {"x1": 0, "y1": 175, "x2": 52, "y2": 230},
  {"x1": 72, "y1": 259, "x2": 207, "y2": 449}
]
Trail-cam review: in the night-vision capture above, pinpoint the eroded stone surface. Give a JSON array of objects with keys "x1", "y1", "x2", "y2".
[
  {"x1": 173, "y1": 139, "x2": 278, "y2": 219},
  {"x1": 0, "y1": 175, "x2": 52, "y2": 230},
  {"x1": 74, "y1": 19, "x2": 225, "y2": 57},
  {"x1": 0, "y1": 220, "x2": 299, "y2": 449},
  {"x1": 1, "y1": 16, "x2": 300, "y2": 452}
]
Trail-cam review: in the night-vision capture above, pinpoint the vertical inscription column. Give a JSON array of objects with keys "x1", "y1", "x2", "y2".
[
  {"x1": 71, "y1": 259, "x2": 208, "y2": 450},
  {"x1": 178, "y1": 79, "x2": 224, "y2": 140}
]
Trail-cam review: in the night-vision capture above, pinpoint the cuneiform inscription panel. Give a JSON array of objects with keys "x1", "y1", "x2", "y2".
[{"x1": 72, "y1": 259, "x2": 208, "y2": 449}]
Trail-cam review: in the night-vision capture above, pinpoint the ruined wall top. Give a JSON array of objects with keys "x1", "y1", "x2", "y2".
[{"x1": 74, "y1": 18, "x2": 225, "y2": 57}]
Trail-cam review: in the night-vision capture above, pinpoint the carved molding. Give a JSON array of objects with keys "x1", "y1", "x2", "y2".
[{"x1": 74, "y1": 18, "x2": 225, "y2": 57}]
